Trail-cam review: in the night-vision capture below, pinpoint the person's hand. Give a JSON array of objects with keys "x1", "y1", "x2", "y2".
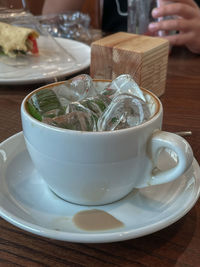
[{"x1": 148, "y1": 0, "x2": 200, "y2": 54}]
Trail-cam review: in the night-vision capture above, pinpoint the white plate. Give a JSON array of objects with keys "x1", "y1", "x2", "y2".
[
  {"x1": 0, "y1": 132, "x2": 200, "y2": 243},
  {"x1": 0, "y1": 38, "x2": 90, "y2": 85}
]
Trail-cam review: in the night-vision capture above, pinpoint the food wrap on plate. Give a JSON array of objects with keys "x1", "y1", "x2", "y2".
[
  {"x1": 0, "y1": 21, "x2": 39, "y2": 57},
  {"x1": 0, "y1": 11, "x2": 80, "y2": 82}
]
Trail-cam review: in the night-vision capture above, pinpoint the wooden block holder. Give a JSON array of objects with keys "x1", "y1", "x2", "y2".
[{"x1": 90, "y1": 32, "x2": 169, "y2": 97}]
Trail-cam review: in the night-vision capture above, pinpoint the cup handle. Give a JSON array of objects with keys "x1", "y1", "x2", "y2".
[{"x1": 148, "y1": 130, "x2": 193, "y2": 185}]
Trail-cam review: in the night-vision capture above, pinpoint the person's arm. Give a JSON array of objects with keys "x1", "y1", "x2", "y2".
[
  {"x1": 148, "y1": 0, "x2": 200, "y2": 54},
  {"x1": 42, "y1": 0, "x2": 84, "y2": 15}
]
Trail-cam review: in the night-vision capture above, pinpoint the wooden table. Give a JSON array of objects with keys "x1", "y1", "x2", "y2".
[{"x1": 0, "y1": 47, "x2": 200, "y2": 267}]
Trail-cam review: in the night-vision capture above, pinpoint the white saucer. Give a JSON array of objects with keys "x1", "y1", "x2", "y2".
[{"x1": 0, "y1": 132, "x2": 200, "y2": 243}]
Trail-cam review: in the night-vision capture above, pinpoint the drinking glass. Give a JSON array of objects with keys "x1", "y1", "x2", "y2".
[
  {"x1": 127, "y1": 0, "x2": 156, "y2": 35},
  {"x1": 127, "y1": 0, "x2": 175, "y2": 37}
]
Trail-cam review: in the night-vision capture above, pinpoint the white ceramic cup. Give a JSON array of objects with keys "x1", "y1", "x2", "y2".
[{"x1": 21, "y1": 80, "x2": 193, "y2": 205}]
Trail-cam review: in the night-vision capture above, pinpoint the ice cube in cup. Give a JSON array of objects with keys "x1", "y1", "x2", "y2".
[
  {"x1": 53, "y1": 74, "x2": 94, "y2": 103},
  {"x1": 43, "y1": 110, "x2": 97, "y2": 131},
  {"x1": 97, "y1": 93, "x2": 150, "y2": 131},
  {"x1": 27, "y1": 88, "x2": 65, "y2": 121},
  {"x1": 104, "y1": 74, "x2": 146, "y2": 101}
]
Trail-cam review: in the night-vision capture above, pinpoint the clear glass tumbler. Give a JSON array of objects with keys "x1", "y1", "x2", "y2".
[
  {"x1": 127, "y1": 0, "x2": 156, "y2": 35},
  {"x1": 127, "y1": 0, "x2": 175, "y2": 37}
]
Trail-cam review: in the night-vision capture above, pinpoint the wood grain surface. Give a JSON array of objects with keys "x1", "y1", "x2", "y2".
[
  {"x1": 91, "y1": 32, "x2": 169, "y2": 97},
  {"x1": 0, "y1": 46, "x2": 200, "y2": 267}
]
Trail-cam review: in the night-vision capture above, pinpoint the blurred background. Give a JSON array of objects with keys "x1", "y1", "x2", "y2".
[{"x1": 26, "y1": 0, "x2": 101, "y2": 29}]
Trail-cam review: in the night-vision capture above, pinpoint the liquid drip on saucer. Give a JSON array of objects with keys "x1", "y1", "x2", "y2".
[{"x1": 73, "y1": 209, "x2": 124, "y2": 231}]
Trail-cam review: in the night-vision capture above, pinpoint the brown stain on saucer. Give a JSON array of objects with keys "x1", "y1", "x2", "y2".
[{"x1": 73, "y1": 209, "x2": 124, "y2": 231}]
